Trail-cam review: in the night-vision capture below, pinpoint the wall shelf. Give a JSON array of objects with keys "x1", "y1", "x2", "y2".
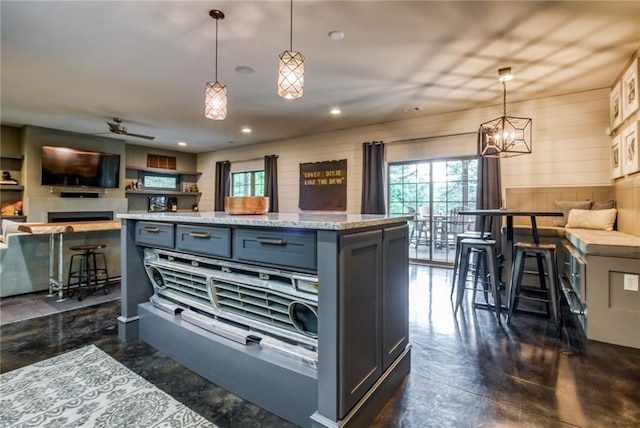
[
  {"x1": 0, "y1": 184, "x2": 24, "y2": 191},
  {"x1": 126, "y1": 190, "x2": 201, "y2": 196},
  {"x1": 125, "y1": 166, "x2": 201, "y2": 177}
]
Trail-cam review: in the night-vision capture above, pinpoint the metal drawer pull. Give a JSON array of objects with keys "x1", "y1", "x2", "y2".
[
  {"x1": 189, "y1": 232, "x2": 211, "y2": 239},
  {"x1": 144, "y1": 227, "x2": 160, "y2": 233},
  {"x1": 257, "y1": 237, "x2": 287, "y2": 245}
]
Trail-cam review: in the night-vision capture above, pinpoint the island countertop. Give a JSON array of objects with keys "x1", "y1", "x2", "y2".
[{"x1": 117, "y1": 211, "x2": 411, "y2": 230}]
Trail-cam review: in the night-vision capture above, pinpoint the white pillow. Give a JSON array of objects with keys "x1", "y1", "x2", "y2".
[{"x1": 566, "y1": 208, "x2": 617, "y2": 231}]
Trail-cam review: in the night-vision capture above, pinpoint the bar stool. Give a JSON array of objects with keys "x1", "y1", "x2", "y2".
[
  {"x1": 507, "y1": 242, "x2": 560, "y2": 332},
  {"x1": 450, "y1": 231, "x2": 492, "y2": 298},
  {"x1": 454, "y1": 238, "x2": 501, "y2": 322},
  {"x1": 67, "y1": 244, "x2": 110, "y2": 301}
]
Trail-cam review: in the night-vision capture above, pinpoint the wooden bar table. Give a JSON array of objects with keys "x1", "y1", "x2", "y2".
[{"x1": 18, "y1": 220, "x2": 121, "y2": 301}]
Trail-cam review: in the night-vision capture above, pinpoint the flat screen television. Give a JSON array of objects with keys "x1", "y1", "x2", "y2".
[{"x1": 41, "y1": 145, "x2": 121, "y2": 188}]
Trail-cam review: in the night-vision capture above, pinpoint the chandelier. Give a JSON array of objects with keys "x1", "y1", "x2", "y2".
[{"x1": 479, "y1": 67, "x2": 532, "y2": 157}]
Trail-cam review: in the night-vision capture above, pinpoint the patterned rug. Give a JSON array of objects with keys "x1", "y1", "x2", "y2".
[{"x1": 0, "y1": 345, "x2": 216, "y2": 427}]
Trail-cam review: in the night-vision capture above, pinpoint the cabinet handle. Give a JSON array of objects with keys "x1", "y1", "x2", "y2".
[
  {"x1": 189, "y1": 232, "x2": 211, "y2": 239},
  {"x1": 257, "y1": 237, "x2": 287, "y2": 245},
  {"x1": 144, "y1": 227, "x2": 160, "y2": 233}
]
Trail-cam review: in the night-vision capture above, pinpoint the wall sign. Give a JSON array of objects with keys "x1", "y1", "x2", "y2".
[{"x1": 299, "y1": 159, "x2": 347, "y2": 210}]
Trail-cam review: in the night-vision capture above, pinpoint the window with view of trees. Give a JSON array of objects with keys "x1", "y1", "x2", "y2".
[
  {"x1": 231, "y1": 170, "x2": 265, "y2": 197},
  {"x1": 388, "y1": 158, "x2": 477, "y2": 264}
]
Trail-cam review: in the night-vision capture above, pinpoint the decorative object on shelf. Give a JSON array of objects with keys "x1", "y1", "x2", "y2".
[
  {"x1": 622, "y1": 58, "x2": 638, "y2": 120},
  {"x1": 621, "y1": 121, "x2": 638, "y2": 175},
  {"x1": 1, "y1": 171, "x2": 18, "y2": 184},
  {"x1": 610, "y1": 81, "x2": 623, "y2": 130},
  {"x1": 1, "y1": 200, "x2": 22, "y2": 216},
  {"x1": 224, "y1": 196, "x2": 269, "y2": 215},
  {"x1": 277, "y1": 0, "x2": 304, "y2": 100},
  {"x1": 611, "y1": 134, "x2": 623, "y2": 178},
  {"x1": 479, "y1": 67, "x2": 532, "y2": 158},
  {"x1": 205, "y1": 9, "x2": 227, "y2": 120}
]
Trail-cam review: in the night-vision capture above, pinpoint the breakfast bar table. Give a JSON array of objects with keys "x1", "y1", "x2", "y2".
[{"x1": 18, "y1": 220, "x2": 121, "y2": 301}]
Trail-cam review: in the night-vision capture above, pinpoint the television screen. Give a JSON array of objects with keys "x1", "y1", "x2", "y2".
[{"x1": 41, "y1": 146, "x2": 120, "y2": 188}]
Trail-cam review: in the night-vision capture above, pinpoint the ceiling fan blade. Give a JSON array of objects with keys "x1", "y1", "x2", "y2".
[{"x1": 124, "y1": 132, "x2": 155, "y2": 140}]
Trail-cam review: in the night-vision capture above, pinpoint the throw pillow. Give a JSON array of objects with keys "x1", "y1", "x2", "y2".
[
  {"x1": 566, "y1": 208, "x2": 617, "y2": 231},
  {"x1": 552, "y1": 200, "x2": 592, "y2": 227},
  {"x1": 591, "y1": 200, "x2": 616, "y2": 210}
]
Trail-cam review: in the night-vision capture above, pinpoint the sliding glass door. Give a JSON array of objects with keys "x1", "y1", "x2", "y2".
[{"x1": 388, "y1": 158, "x2": 477, "y2": 264}]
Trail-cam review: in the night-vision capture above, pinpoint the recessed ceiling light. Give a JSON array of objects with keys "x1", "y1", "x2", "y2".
[
  {"x1": 330, "y1": 108, "x2": 341, "y2": 115},
  {"x1": 235, "y1": 65, "x2": 255, "y2": 74},
  {"x1": 241, "y1": 127, "x2": 252, "y2": 133},
  {"x1": 328, "y1": 31, "x2": 344, "y2": 41},
  {"x1": 178, "y1": 141, "x2": 187, "y2": 146}
]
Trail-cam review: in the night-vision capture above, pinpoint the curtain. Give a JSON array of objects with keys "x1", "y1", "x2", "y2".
[
  {"x1": 264, "y1": 155, "x2": 279, "y2": 212},
  {"x1": 214, "y1": 160, "x2": 231, "y2": 211},
  {"x1": 361, "y1": 141, "x2": 386, "y2": 214},
  {"x1": 476, "y1": 133, "x2": 502, "y2": 238}
]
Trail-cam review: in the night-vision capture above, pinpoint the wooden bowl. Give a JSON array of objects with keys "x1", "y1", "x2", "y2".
[{"x1": 224, "y1": 196, "x2": 269, "y2": 215}]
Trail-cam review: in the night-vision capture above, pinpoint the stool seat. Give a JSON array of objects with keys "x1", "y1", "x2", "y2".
[{"x1": 514, "y1": 242, "x2": 555, "y2": 251}]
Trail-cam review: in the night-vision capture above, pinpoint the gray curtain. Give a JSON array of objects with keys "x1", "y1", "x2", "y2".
[
  {"x1": 214, "y1": 160, "x2": 231, "y2": 211},
  {"x1": 264, "y1": 155, "x2": 279, "y2": 212},
  {"x1": 361, "y1": 141, "x2": 386, "y2": 214},
  {"x1": 476, "y1": 132, "x2": 502, "y2": 238}
]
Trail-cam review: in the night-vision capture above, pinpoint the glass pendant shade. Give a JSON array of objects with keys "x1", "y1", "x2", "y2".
[
  {"x1": 205, "y1": 81, "x2": 227, "y2": 120},
  {"x1": 278, "y1": 50, "x2": 304, "y2": 99}
]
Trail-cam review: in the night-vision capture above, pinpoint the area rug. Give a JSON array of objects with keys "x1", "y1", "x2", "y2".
[{"x1": 0, "y1": 345, "x2": 216, "y2": 427}]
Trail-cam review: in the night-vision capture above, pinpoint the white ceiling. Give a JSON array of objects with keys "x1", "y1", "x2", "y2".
[{"x1": 1, "y1": 1, "x2": 639, "y2": 153}]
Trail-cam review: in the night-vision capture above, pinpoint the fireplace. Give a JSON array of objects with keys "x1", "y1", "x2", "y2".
[{"x1": 48, "y1": 211, "x2": 114, "y2": 223}]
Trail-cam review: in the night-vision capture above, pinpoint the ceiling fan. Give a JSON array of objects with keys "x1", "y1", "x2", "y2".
[{"x1": 107, "y1": 118, "x2": 155, "y2": 140}]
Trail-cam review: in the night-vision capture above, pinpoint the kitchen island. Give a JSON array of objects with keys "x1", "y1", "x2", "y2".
[{"x1": 117, "y1": 212, "x2": 412, "y2": 428}]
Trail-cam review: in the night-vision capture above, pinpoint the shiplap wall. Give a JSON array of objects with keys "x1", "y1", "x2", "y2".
[{"x1": 197, "y1": 88, "x2": 612, "y2": 213}]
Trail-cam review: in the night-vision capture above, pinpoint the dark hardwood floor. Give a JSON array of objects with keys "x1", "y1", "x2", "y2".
[{"x1": 1, "y1": 265, "x2": 639, "y2": 427}]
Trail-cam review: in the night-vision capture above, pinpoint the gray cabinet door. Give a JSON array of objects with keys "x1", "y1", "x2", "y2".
[
  {"x1": 338, "y1": 229, "x2": 383, "y2": 417},
  {"x1": 382, "y1": 224, "x2": 409, "y2": 371}
]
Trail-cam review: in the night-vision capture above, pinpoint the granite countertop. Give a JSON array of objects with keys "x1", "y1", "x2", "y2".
[{"x1": 117, "y1": 211, "x2": 412, "y2": 231}]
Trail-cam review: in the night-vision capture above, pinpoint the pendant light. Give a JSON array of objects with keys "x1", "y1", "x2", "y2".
[
  {"x1": 205, "y1": 9, "x2": 227, "y2": 120},
  {"x1": 278, "y1": 0, "x2": 304, "y2": 99},
  {"x1": 479, "y1": 67, "x2": 532, "y2": 157}
]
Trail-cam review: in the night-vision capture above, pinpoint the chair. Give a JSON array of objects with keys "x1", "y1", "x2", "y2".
[
  {"x1": 408, "y1": 207, "x2": 429, "y2": 248},
  {"x1": 450, "y1": 230, "x2": 492, "y2": 298},
  {"x1": 507, "y1": 242, "x2": 561, "y2": 333},
  {"x1": 454, "y1": 237, "x2": 501, "y2": 322},
  {"x1": 67, "y1": 244, "x2": 110, "y2": 301}
]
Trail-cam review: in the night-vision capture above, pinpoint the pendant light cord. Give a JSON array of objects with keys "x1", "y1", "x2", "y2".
[
  {"x1": 289, "y1": 0, "x2": 293, "y2": 51},
  {"x1": 502, "y1": 81, "x2": 507, "y2": 116},
  {"x1": 215, "y1": 18, "x2": 219, "y2": 81}
]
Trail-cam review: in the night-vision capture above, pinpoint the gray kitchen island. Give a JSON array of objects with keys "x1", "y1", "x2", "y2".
[{"x1": 117, "y1": 212, "x2": 411, "y2": 428}]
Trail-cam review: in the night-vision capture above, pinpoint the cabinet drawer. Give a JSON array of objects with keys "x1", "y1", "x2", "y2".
[
  {"x1": 234, "y1": 228, "x2": 317, "y2": 271},
  {"x1": 135, "y1": 222, "x2": 175, "y2": 249},
  {"x1": 176, "y1": 225, "x2": 231, "y2": 258}
]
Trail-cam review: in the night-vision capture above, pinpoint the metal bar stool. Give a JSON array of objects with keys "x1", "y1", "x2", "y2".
[
  {"x1": 67, "y1": 244, "x2": 110, "y2": 301},
  {"x1": 507, "y1": 242, "x2": 560, "y2": 333},
  {"x1": 450, "y1": 231, "x2": 492, "y2": 298},
  {"x1": 454, "y1": 238, "x2": 501, "y2": 322}
]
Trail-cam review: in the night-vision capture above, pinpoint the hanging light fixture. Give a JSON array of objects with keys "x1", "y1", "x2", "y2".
[
  {"x1": 278, "y1": 0, "x2": 304, "y2": 99},
  {"x1": 479, "y1": 67, "x2": 532, "y2": 157},
  {"x1": 205, "y1": 9, "x2": 227, "y2": 120}
]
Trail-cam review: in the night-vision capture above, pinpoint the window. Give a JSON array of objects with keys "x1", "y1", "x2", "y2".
[
  {"x1": 388, "y1": 157, "x2": 477, "y2": 264},
  {"x1": 231, "y1": 170, "x2": 265, "y2": 196}
]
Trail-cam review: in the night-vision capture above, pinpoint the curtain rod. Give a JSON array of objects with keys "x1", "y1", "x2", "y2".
[{"x1": 388, "y1": 131, "x2": 477, "y2": 145}]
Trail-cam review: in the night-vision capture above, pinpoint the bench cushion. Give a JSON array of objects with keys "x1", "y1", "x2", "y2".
[{"x1": 565, "y1": 229, "x2": 640, "y2": 258}]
